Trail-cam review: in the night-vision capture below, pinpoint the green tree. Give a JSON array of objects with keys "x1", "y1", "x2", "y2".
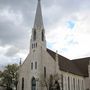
[
  {"x1": 1, "y1": 64, "x2": 19, "y2": 90},
  {"x1": 0, "y1": 71, "x2": 2, "y2": 77}
]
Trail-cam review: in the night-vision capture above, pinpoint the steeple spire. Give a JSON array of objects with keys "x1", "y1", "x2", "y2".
[
  {"x1": 33, "y1": 0, "x2": 44, "y2": 29},
  {"x1": 30, "y1": 0, "x2": 46, "y2": 52}
]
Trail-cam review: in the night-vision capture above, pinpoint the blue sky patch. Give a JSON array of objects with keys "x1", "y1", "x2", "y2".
[
  {"x1": 47, "y1": 42, "x2": 53, "y2": 49},
  {"x1": 67, "y1": 20, "x2": 76, "y2": 29}
]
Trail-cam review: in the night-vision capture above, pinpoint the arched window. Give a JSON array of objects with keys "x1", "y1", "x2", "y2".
[
  {"x1": 44, "y1": 67, "x2": 46, "y2": 78},
  {"x1": 42, "y1": 30, "x2": 44, "y2": 41},
  {"x1": 22, "y1": 77, "x2": 24, "y2": 90},
  {"x1": 35, "y1": 62, "x2": 37, "y2": 69},
  {"x1": 61, "y1": 74, "x2": 63, "y2": 90},
  {"x1": 73, "y1": 78, "x2": 75, "y2": 90},
  {"x1": 36, "y1": 43, "x2": 37, "y2": 47},
  {"x1": 32, "y1": 44, "x2": 33, "y2": 49},
  {"x1": 31, "y1": 77, "x2": 36, "y2": 90},
  {"x1": 78, "y1": 79, "x2": 80, "y2": 90},
  {"x1": 31, "y1": 63, "x2": 33, "y2": 70},
  {"x1": 82, "y1": 80, "x2": 84, "y2": 90},
  {"x1": 68, "y1": 77, "x2": 70, "y2": 90},
  {"x1": 33, "y1": 29, "x2": 36, "y2": 41}
]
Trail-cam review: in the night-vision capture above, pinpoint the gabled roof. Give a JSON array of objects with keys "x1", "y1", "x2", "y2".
[{"x1": 47, "y1": 48, "x2": 90, "y2": 77}]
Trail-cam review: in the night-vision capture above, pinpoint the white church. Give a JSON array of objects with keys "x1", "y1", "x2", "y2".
[{"x1": 17, "y1": 0, "x2": 90, "y2": 90}]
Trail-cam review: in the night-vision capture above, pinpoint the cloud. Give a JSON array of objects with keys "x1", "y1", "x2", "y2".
[
  {"x1": 0, "y1": 0, "x2": 90, "y2": 68},
  {"x1": 0, "y1": 45, "x2": 28, "y2": 67},
  {"x1": 0, "y1": 8, "x2": 30, "y2": 49},
  {"x1": 5, "y1": 46, "x2": 19, "y2": 57},
  {"x1": 46, "y1": 9, "x2": 90, "y2": 59}
]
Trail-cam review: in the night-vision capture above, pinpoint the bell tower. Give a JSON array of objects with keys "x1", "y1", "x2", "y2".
[
  {"x1": 30, "y1": 0, "x2": 46, "y2": 53},
  {"x1": 29, "y1": 1, "x2": 46, "y2": 90}
]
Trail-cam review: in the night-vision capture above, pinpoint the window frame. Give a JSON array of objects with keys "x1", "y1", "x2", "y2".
[
  {"x1": 31, "y1": 62, "x2": 33, "y2": 70},
  {"x1": 44, "y1": 67, "x2": 46, "y2": 78},
  {"x1": 35, "y1": 62, "x2": 37, "y2": 69},
  {"x1": 33, "y1": 29, "x2": 36, "y2": 41},
  {"x1": 22, "y1": 77, "x2": 24, "y2": 90},
  {"x1": 42, "y1": 30, "x2": 44, "y2": 41}
]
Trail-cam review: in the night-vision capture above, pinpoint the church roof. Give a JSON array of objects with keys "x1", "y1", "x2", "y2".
[
  {"x1": 72, "y1": 58, "x2": 90, "y2": 77},
  {"x1": 33, "y1": 0, "x2": 44, "y2": 29},
  {"x1": 47, "y1": 48, "x2": 90, "y2": 77}
]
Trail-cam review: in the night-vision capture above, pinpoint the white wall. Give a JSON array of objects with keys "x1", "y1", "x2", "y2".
[
  {"x1": 59, "y1": 71, "x2": 85, "y2": 90},
  {"x1": 42, "y1": 49, "x2": 56, "y2": 78},
  {"x1": 17, "y1": 53, "x2": 32, "y2": 90},
  {"x1": 17, "y1": 47, "x2": 90, "y2": 90},
  {"x1": 85, "y1": 77, "x2": 90, "y2": 90}
]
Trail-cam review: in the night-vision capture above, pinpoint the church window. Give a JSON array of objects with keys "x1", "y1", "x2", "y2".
[
  {"x1": 33, "y1": 29, "x2": 36, "y2": 41},
  {"x1": 31, "y1": 77, "x2": 36, "y2": 90},
  {"x1": 82, "y1": 80, "x2": 84, "y2": 90},
  {"x1": 73, "y1": 78, "x2": 75, "y2": 90},
  {"x1": 61, "y1": 74, "x2": 63, "y2": 90},
  {"x1": 32, "y1": 44, "x2": 33, "y2": 49},
  {"x1": 22, "y1": 77, "x2": 24, "y2": 90},
  {"x1": 78, "y1": 79, "x2": 80, "y2": 90},
  {"x1": 44, "y1": 67, "x2": 46, "y2": 78},
  {"x1": 31, "y1": 63, "x2": 33, "y2": 70},
  {"x1": 36, "y1": 43, "x2": 37, "y2": 47},
  {"x1": 68, "y1": 77, "x2": 70, "y2": 90},
  {"x1": 35, "y1": 62, "x2": 37, "y2": 69},
  {"x1": 34, "y1": 43, "x2": 35, "y2": 48},
  {"x1": 42, "y1": 30, "x2": 44, "y2": 41}
]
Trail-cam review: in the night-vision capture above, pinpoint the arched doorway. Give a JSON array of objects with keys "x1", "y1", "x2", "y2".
[{"x1": 31, "y1": 77, "x2": 36, "y2": 90}]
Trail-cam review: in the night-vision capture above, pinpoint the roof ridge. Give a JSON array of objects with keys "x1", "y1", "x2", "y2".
[
  {"x1": 47, "y1": 48, "x2": 89, "y2": 77},
  {"x1": 47, "y1": 48, "x2": 70, "y2": 60}
]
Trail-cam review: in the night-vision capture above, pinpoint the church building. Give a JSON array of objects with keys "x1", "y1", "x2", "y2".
[{"x1": 17, "y1": 0, "x2": 90, "y2": 90}]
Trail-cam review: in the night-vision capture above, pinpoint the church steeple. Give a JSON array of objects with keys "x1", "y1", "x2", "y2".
[
  {"x1": 33, "y1": 0, "x2": 44, "y2": 29},
  {"x1": 30, "y1": 0, "x2": 46, "y2": 52}
]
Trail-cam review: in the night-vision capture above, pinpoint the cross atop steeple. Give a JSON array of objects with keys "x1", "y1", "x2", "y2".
[{"x1": 33, "y1": 0, "x2": 44, "y2": 29}]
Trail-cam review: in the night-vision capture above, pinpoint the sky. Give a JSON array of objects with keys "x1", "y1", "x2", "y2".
[{"x1": 0, "y1": 0, "x2": 90, "y2": 69}]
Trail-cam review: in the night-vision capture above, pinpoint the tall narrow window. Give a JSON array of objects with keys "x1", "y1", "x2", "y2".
[
  {"x1": 32, "y1": 44, "x2": 33, "y2": 49},
  {"x1": 35, "y1": 62, "x2": 37, "y2": 69},
  {"x1": 61, "y1": 74, "x2": 63, "y2": 90},
  {"x1": 78, "y1": 79, "x2": 80, "y2": 90},
  {"x1": 31, "y1": 63, "x2": 33, "y2": 70},
  {"x1": 36, "y1": 43, "x2": 37, "y2": 47},
  {"x1": 33, "y1": 29, "x2": 36, "y2": 41},
  {"x1": 34, "y1": 43, "x2": 35, "y2": 48},
  {"x1": 73, "y1": 78, "x2": 75, "y2": 90},
  {"x1": 42, "y1": 30, "x2": 44, "y2": 41},
  {"x1": 68, "y1": 77, "x2": 70, "y2": 90},
  {"x1": 31, "y1": 77, "x2": 36, "y2": 90},
  {"x1": 22, "y1": 77, "x2": 24, "y2": 90},
  {"x1": 82, "y1": 80, "x2": 84, "y2": 90},
  {"x1": 44, "y1": 67, "x2": 46, "y2": 78}
]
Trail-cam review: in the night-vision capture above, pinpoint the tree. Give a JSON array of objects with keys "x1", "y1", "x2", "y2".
[
  {"x1": 0, "y1": 71, "x2": 1, "y2": 75},
  {"x1": 0, "y1": 71, "x2": 3, "y2": 85},
  {"x1": 1, "y1": 64, "x2": 19, "y2": 90}
]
